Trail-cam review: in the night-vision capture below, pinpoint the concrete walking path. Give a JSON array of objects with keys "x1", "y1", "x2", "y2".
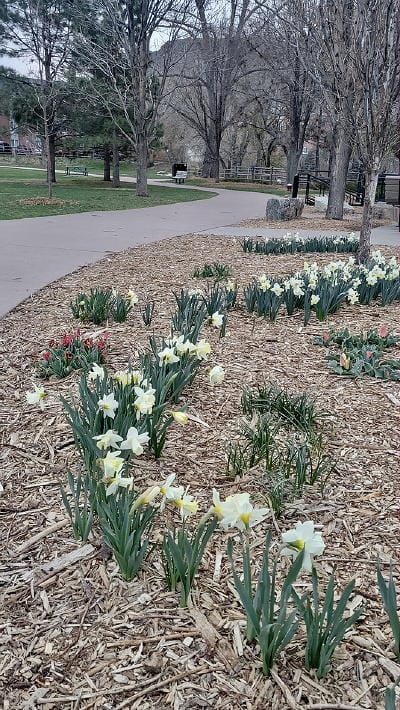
[
  {"x1": 0, "y1": 174, "x2": 398, "y2": 317},
  {"x1": 0, "y1": 185, "x2": 268, "y2": 316}
]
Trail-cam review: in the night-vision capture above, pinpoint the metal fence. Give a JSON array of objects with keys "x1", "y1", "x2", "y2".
[{"x1": 218, "y1": 166, "x2": 362, "y2": 187}]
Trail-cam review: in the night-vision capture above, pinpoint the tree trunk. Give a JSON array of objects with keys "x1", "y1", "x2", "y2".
[
  {"x1": 103, "y1": 146, "x2": 111, "y2": 182},
  {"x1": 201, "y1": 145, "x2": 213, "y2": 177},
  {"x1": 43, "y1": 105, "x2": 52, "y2": 199},
  {"x1": 48, "y1": 133, "x2": 56, "y2": 184},
  {"x1": 358, "y1": 170, "x2": 378, "y2": 263},
  {"x1": 210, "y1": 153, "x2": 220, "y2": 181},
  {"x1": 112, "y1": 130, "x2": 120, "y2": 188},
  {"x1": 326, "y1": 126, "x2": 352, "y2": 219},
  {"x1": 286, "y1": 144, "x2": 302, "y2": 184},
  {"x1": 136, "y1": 131, "x2": 148, "y2": 197}
]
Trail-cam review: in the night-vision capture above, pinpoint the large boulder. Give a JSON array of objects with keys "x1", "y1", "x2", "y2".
[{"x1": 265, "y1": 197, "x2": 304, "y2": 221}]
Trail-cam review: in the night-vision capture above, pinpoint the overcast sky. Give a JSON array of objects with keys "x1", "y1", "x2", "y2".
[{"x1": 1, "y1": 54, "x2": 32, "y2": 74}]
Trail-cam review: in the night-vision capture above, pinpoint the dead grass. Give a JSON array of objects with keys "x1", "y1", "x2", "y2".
[
  {"x1": 18, "y1": 197, "x2": 79, "y2": 207},
  {"x1": 1, "y1": 235, "x2": 400, "y2": 709}
]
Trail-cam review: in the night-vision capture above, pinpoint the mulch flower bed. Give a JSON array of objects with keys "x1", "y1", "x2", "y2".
[{"x1": 1, "y1": 234, "x2": 399, "y2": 709}]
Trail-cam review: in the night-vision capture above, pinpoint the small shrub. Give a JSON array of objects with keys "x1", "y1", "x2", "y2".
[
  {"x1": 240, "y1": 234, "x2": 359, "y2": 255},
  {"x1": 241, "y1": 382, "x2": 319, "y2": 434},
  {"x1": 228, "y1": 532, "x2": 303, "y2": 675},
  {"x1": 292, "y1": 568, "x2": 363, "y2": 677},
  {"x1": 71, "y1": 288, "x2": 114, "y2": 324},
  {"x1": 71, "y1": 288, "x2": 134, "y2": 324},
  {"x1": 36, "y1": 329, "x2": 109, "y2": 379},
  {"x1": 326, "y1": 347, "x2": 400, "y2": 380},
  {"x1": 97, "y1": 488, "x2": 156, "y2": 581},
  {"x1": 112, "y1": 295, "x2": 132, "y2": 323},
  {"x1": 141, "y1": 300, "x2": 155, "y2": 326},
  {"x1": 314, "y1": 326, "x2": 399, "y2": 351},
  {"x1": 193, "y1": 262, "x2": 232, "y2": 282},
  {"x1": 162, "y1": 518, "x2": 217, "y2": 607},
  {"x1": 377, "y1": 565, "x2": 400, "y2": 659}
]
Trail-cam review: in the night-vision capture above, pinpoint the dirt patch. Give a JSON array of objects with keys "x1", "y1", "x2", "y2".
[
  {"x1": 1, "y1": 234, "x2": 399, "y2": 709},
  {"x1": 18, "y1": 196, "x2": 79, "y2": 207}
]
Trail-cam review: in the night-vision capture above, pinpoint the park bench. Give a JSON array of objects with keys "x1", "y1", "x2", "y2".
[
  {"x1": 64, "y1": 165, "x2": 88, "y2": 176},
  {"x1": 173, "y1": 170, "x2": 188, "y2": 184}
]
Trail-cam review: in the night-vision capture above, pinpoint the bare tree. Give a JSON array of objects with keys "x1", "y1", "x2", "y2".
[
  {"x1": 1, "y1": 0, "x2": 74, "y2": 196},
  {"x1": 308, "y1": 0, "x2": 400, "y2": 255},
  {"x1": 75, "y1": 0, "x2": 187, "y2": 197},
  {"x1": 251, "y1": 1, "x2": 319, "y2": 183},
  {"x1": 171, "y1": 0, "x2": 258, "y2": 180}
]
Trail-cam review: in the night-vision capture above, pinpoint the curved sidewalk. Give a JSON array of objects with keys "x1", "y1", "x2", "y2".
[
  {"x1": 0, "y1": 183, "x2": 398, "y2": 317},
  {"x1": 0, "y1": 186, "x2": 268, "y2": 317}
]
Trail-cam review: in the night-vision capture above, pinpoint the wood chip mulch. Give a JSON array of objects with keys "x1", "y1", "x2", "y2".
[
  {"x1": 1, "y1": 234, "x2": 400, "y2": 709},
  {"x1": 239, "y1": 207, "x2": 393, "y2": 232}
]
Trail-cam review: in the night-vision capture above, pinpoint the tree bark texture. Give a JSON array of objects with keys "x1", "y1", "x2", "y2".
[
  {"x1": 326, "y1": 126, "x2": 352, "y2": 219},
  {"x1": 103, "y1": 145, "x2": 111, "y2": 182},
  {"x1": 136, "y1": 131, "x2": 148, "y2": 197},
  {"x1": 112, "y1": 130, "x2": 120, "y2": 188},
  {"x1": 358, "y1": 171, "x2": 378, "y2": 263}
]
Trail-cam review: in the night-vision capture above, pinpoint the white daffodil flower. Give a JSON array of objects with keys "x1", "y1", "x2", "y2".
[
  {"x1": 159, "y1": 473, "x2": 177, "y2": 505},
  {"x1": 226, "y1": 279, "x2": 236, "y2": 292},
  {"x1": 113, "y1": 370, "x2": 133, "y2": 387},
  {"x1": 271, "y1": 283, "x2": 284, "y2": 297},
  {"x1": 131, "y1": 485, "x2": 160, "y2": 511},
  {"x1": 105, "y1": 470, "x2": 134, "y2": 497},
  {"x1": 174, "y1": 335, "x2": 197, "y2": 355},
  {"x1": 97, "y1": 392, "x2": 119, "y2": 419},
  {"x1": 26, "y1": 384, "x2": 46, "y2": 410},
  {"x1": 102, "y1": 450, "x2": 125, "y2": 479},
  {"x1": 133, "y1": 385, "x2": 156, "y2": 418},
  {"x1": 158, "y1": 347, "x2": 180, "y2": 366},
  {"x1": 88, "y1": 363, "x2": 105, "y2": 381},
  {"x1": 347, "y1": 288, "x2": 359, "y2": 305},
  {"x1": 120, "y1": 427, "x2": 149, "y2": 455},
  {"x1": 195, "y1": 339, "x2": 211, "y2": 360},
  {"x1": 93, "y1": 429, "x2": 123, "y2": 450},
  {"x1": 218, "y1": 492, "x2": 269, "y2": 532},
  {"x1": 210, "y1": 311, "x2": 224, "y2": 328},
  {"x1": 127, "y1": 288, "x2": 139, "y2": 306},
  {"x1": 171, "y1": 410, "x2": 188, "y2": 424},
  {"x1": 258, "y1": 275, "x2": 271, "y2": 292},
  {"x1": 281, "y1": 520, "x2": 325, "y2": 571},
  {"x1": 310, "y1": 294, "x2": 320, "y2": 306},
  {"x1": 171, "y1": 488, "x2": 199, "y2": 519},
  {"x1": 339, "y1": 352, "x2": 351, "y2": 370},
  {"x1": 209, "y1": 365, "x2": 225, "y2": 384}
]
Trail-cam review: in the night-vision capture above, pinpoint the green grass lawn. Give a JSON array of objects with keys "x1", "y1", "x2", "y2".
[
  {"x1": 0, "y1": 156, "x2": 169, "y2": 179},
  {"x1": 186, "y1": 177, "x2": 288, "y2": 196},
  {"x1": 0, "y1": 174, "x2": 215, "y2": 220}
]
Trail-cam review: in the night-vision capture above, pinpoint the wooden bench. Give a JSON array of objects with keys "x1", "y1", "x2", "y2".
[
  {"x1": 173, "y1": 170, "x2": 188, "y2": 184},
  {"x1": 64, "y1": 165, "x2": 88, "y2": 176}
]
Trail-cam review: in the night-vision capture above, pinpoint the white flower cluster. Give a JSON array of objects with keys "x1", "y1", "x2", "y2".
[
  {"x1": 273, "y1": 231, "x2": 358, "y2": 245},
  {"x1": 158, "y1": 334, "x2": 212, "y2": 366},
  {"x1": 254, "y1": 253, "x2": 400, "y2": 308}
]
